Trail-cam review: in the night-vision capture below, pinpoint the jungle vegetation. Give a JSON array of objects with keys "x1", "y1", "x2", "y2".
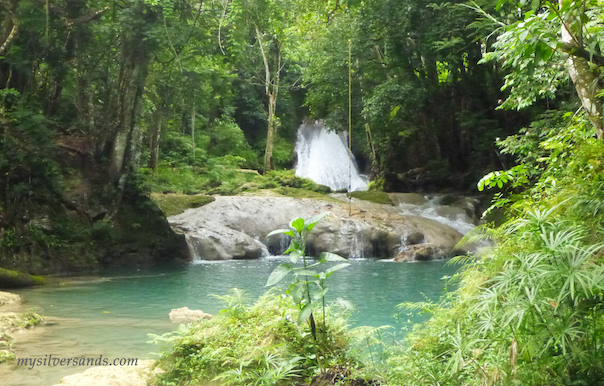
[{"x1": 2, "y1": 0, "x2": 604, "y2": 383}]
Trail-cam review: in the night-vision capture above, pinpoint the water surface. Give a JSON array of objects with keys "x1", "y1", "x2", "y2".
[{"x1": 2, "y1": 258, "x2": 458, "y2": 386}]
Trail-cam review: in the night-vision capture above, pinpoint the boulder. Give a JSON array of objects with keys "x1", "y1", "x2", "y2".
[
  {"x1": 182, "y1": 221, "x2": 268, "y2": 260},
  {"x1": 434, "y1": 206, "x2": 473, "y2": 224},
  {"x1": 169, "y1": 196, "x2": 466, "y2": 260},
  {"x1": 451, "y1": 197, "x2": 482, "y2": 224},
  {"x1": 394, "y1": 244, "x2": 450, "y2": 262},
  {"x1": 388, "y1": 193, "x2": 428, "y2": 206},
  {"x1": 405, "y1": 232, "x2": 425, "y2": 245},
  {"x1": 169, "y1": 307, "x2": 212, "y2": 322}
]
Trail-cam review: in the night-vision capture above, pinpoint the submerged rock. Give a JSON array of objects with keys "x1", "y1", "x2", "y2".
[
  {"x1": 169, "y1": 307, "x2": 213, "y2": 322},
  {"x1": 169, "y1": 196, "x2": 467, "y2": 260}
]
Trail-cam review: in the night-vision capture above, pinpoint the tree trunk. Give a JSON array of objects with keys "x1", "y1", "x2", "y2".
[
  {"x1": 560, "y1": 0, "x2": 604, "y2": 140},
  {"x1": 108, "y1": 31, "x2": 151, "y2": 181},
  {"x1": 106, "y1": 6, "x2": 153, "y2": 218},
  {"x1": 256, "y1": 26, "x2": 281, "y2": 172},
  {"x1": 191, "y1": 102, "x2": 196, "y2": 161},
  {"x1": 147, "y1": 108, "x2": 163, "y2": 170}
]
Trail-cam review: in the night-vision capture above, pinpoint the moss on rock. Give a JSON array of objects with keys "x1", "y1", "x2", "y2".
[
  {"x1": 347, "y1": 191, "x2": 393, "y2": 205},
  {"x1": 150, "y1": 193, "x2": 215, "y2": 217},
  {"x1": 0, "y1": 268, "x2": 46, "y2": 289}
]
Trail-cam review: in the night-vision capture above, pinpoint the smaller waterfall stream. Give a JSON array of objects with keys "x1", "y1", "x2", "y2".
[{"x1": 295, "y1": 120, "x2": 368, "y2": 191}]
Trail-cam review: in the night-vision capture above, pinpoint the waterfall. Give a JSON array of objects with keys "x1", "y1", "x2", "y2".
[{"x1": 295, "y1": 120, "x2": 368, "y2": 192}]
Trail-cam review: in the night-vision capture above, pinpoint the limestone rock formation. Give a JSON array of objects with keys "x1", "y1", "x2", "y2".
[{"x1": 169, "y1": 196, "x2": 467, "y2": 261}]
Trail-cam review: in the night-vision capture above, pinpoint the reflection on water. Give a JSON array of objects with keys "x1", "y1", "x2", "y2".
[{"x1": 1, "y1": 259, "x2": 458, "y2": 386}]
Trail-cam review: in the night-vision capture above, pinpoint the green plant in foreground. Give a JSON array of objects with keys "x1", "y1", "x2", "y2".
[
  {"x1": 266, "y1": 213, "x2": 350, "y2": 340},
  {"x1": 149, "y1": 290, "x2": 355, "y2": 386},
  {"x1": 389, "y1": 205, "x2": 604, "y2": 386}
]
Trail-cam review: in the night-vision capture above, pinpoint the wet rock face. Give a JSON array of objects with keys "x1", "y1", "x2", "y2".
[
  {"x1": 169, "y1": 196, "x2": 467, "y2": 261},
  {"x1": 182, "y1": 221, "x2": 268, "y2": 260}
]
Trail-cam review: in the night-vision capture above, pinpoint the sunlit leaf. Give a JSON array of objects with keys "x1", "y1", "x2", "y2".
[
  {"x1": 266, "y1": 263, "x2": 292, "y2": 286},
  {"x1": 291, "y1": 218, "x2": 305, "y2": 233}
]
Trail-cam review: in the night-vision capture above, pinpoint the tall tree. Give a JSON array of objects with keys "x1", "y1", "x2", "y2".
[
  {"x1": 225, "y1": 0, "x2": 297, "y2": 172},
  {"x1": 482, "y1": 0, "x2": 604, "y2": 139}
]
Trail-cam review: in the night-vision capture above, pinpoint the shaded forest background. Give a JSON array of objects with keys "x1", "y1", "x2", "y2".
[{"x1": 0, "y1": 0, "x2": 596, "y2": 272}]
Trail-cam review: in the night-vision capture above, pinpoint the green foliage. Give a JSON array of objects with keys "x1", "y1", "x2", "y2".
[
  {"x1": 141, "y1": 162, "x2": 261, "y2": 196},
  {"x1": 479, "y1": 110, "x2": 602, "y2": 215},
  {"x1": 262, "y1": 170, "x2": 329, "y2": 193},
  {"x1": 388, "y1": 105, "x2": 604, "y2": 385},
  {"x1": 302, "y1": 0, "x2": 512, "y2": 182},
  {"x1": 478, "y1": 0, "x2": 604, "y2": 110},
  {"x1": 149, "y1": 290, "x2": 357, "y2": 386},
  {"x1": 150, "y1": 193, "x2": 215, "y2": 217},
  {"x1": 266, "y1": 214, "x2": 350, "y2": 336},
  {"x1": 389, "y1": 203, "x2": 604, "y2": 385}
]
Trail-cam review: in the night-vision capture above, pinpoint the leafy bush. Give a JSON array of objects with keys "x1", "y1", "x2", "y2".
[
  {"x1": 387, "y1": 113, "x2": 604, "y2": 386},
  {"x1": 149, "y1": 290, "x2": 359, "y2": 386},
  {"x1": 262, "y1": 170, "x2": 331, "y2": 194}
]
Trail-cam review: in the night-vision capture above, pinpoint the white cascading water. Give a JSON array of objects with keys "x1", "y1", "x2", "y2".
[{"x1": 295, "y1": 120, "x2": 368, "y2": 192}]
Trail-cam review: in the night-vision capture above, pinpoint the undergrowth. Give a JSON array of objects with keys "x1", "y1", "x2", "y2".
[
  {"x1": 142, "y1": 166, "x2": 332, "y2": 198},
  {"x1": 149, "y1": 289, "x2": 364, "y2": 386},
  {"x1": 384, "y1": 112, "x2": 604, "y2": 385}
]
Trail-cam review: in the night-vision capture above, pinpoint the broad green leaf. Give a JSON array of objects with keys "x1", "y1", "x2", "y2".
[
  {"x1": 288, "y1": 282, "x2": 306, "y2": 303},
  {"x1": 326, "y1": 263, "x2": 350, "y2": 276},
  {"x1": 298, "y1": 302, "x2": 315, "y2": 325},
  {"x1": 266, "y1": 229, "x2": 294, "y2": 238},
  {"x1": 311, "y1": 287, "x2": 328, "y2": 300},
  {"x1": 294, "y1": 269, "x2": 317, "y2": 276},
  {"x1": 320, "y1": 252, "x2": 347, "y2": 262},
  {"x1": 284, "y1": 240, "x2": 300, "y2": 254},
  {"x1": 291, "y1": 218, "x2": 305, "y2": 233},
  {"x1": 289, "y1": 250, "x2": 302, "y2": 264},
  {"x1": 266, "y1": 263, "x2": 293, "y2": 286},
  {"x1": 306, "y1": 260, "x2": 325, "y2": 268},
  {"x1": 306, "y1": 212, "x2": 329, "y2": 232}
]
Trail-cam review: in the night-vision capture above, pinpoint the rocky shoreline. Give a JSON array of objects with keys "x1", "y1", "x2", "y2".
[{"x1": 0, "y1": 291, "x2": 44, "y2": 364}]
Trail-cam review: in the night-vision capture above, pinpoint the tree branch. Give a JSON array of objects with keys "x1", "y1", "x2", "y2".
[
  {"x1": 255, "y1": 24, "x2": 271, "y2": 95},
  {"x1": 559, "y1": 43, "x2": 604, "y2": 67},
  {"x1": 0, "y1": 24, "x2": 18, "y2": 55},
  {"x1": 65, "y1": 6, "x2": 110, "y2": 28}
]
